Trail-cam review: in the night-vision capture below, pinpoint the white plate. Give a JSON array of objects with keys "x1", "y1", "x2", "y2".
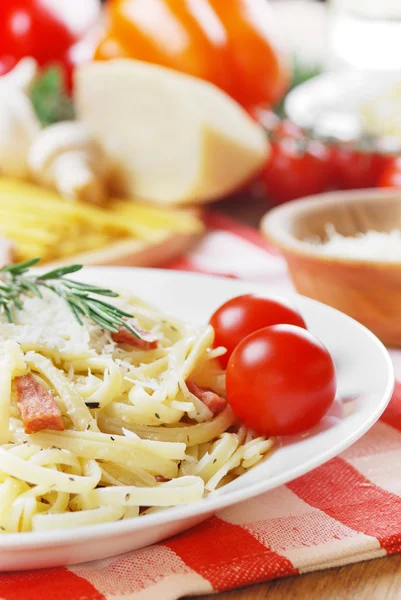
[{"x1": 0, "y1": 267, "x2": 394, "y2": 571}]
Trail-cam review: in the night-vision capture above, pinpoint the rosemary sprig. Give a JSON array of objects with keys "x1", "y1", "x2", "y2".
[{"x1": 0, "y1": 259, "x2": 140, "y2": 338}]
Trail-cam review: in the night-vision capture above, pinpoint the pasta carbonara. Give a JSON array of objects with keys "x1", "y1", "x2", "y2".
[{"x1": 0, "y1": 288, "x2": 274, "y2": 533}]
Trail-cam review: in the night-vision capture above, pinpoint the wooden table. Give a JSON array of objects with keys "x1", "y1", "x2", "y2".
[
  {"x1": 188, "y1": 553, "x2": 401, "y2": 599},
  {"x1": 186, "y1": 193, "x2": 401, "y2": 599}
]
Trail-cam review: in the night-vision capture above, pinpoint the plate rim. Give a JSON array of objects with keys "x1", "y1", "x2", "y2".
[{"x1": 0, "y1": 267, "x2": 394, "y2": 549}]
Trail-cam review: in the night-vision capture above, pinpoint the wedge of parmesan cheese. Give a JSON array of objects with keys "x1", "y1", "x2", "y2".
[{"x1": 75, "y1": 59, "x2": 269, "y2": 206}]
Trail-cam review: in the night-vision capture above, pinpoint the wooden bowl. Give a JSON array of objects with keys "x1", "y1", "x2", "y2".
[{"x1": 261, "y1": 189, "x2": 401, "y2": 347}]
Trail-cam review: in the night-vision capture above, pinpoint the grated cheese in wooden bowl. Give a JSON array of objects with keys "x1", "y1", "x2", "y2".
[{"x1": 308, "y1": 225, "x2": 401, "y2": 261}]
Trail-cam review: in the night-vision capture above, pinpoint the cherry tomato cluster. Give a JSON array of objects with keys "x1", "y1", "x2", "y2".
[
  {"x1": 256, "y1": 115, "x2": 401, "y2": 205},
  {"x1": 209, "y1": 295, "x2": 336, "y2": 437}
]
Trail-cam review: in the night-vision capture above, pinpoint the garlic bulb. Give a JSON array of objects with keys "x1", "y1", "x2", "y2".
[
  {"x1": 28, "y1": 121, "x2": 109, "y2": 204},
  {"x1": 0, "y1": 58, "x2": 41, "y2": 178}
]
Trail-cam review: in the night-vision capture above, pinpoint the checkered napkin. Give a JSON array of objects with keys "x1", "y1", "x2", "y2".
[{"x1": 3, "y1": 212, "x2": 401, "y2": 600}]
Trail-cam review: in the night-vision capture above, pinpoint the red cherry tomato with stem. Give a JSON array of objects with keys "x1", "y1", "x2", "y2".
[
  {"x1": 260, "y1": 138, "x2": 331, "y2": 204},
  {"x1": 0, "y1": 0, "x2": 101, "y2": 88},
  {"x1": 210, "y1": 294, "x2": 306, "y2": 369},
  {"x1": 329, "y1": 146, "x2": 394, "y2": 189},
  {"x1": 377, "y1": 157, "x2": 401, "y2": 188},
  {"x1": 272, "y1": 119, "x2": 304, "y2": 140},
  {"x1": 0, "y1": 0, "x2": 76, "y2": 73},
  {"x1": 226, "y1": 324, "x2": 336, "y2": 436}
]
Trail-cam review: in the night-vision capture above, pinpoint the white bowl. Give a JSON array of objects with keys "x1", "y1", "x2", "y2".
[
  {"x1": 285, "y1": 69, "x2": 401, "y2": 142},
  {"x1": 0, "y1": 268, "x2": 394, "y2": 570}
]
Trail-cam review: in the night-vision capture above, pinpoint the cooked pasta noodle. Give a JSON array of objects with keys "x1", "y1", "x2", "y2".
[{"x1": 0, "y1": 289, "x2": 275, "y2": 532}]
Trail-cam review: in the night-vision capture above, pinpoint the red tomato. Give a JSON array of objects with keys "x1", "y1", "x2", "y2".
[
  {"x1": 329, "y1": 146, "x2": 393, "y2": 189},
  {"x1": 226, "y1": 324, "x2": 336, "y2": 436},
  {"x1": 252, "y1": 108, "x2": 280, "y2": 131},
  {"x1": 209, "y1": 294, "x2": 306, "y2": 369},
  {"x1": 254, "y1": 112, "x2": 303, "y2": 140},
  {"x1": 0, "y1": 0, "x2": 76, "y2": 72},
  {"x1": 377, "y1": 157, "x2": 401, "y2": 188},
  {"x1": 0, "y1": 0, "x2": 101, "y2": 88},
  {"x1": 260, "y1": 138, "x2": 331, "y2": 204},
  {"x1": 273, "y1": 119, "x2": 304, "y2": 140}
]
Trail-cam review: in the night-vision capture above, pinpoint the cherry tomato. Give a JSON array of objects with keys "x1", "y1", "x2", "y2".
[
  {"x1": 377, "y1": 157, "x2": 401, "y2": 188},
  {"x1": 252, "y1": 108, "x2": 279, "y2": 130},
  {"x1": 210, "y1": 294, "x2": 306, "y2": 369},
  {"x1": 226, "y1": 324, "x2": 336, "y2": 436},
  {"x1": 255, "y1": 112, "x2": 303, "y2": 139},
  {"x1": 0, "y1": 1, "x2": 76, "y2": 73},
  {"x1": 0, "y1": 0, "x2": 101, "y2": 88},
  {"x1": 329, "y1": 146, "x2": 393, "y2": 189},
  {"x1": 260, "y1": 138, "x2": 331, "y2": 204},
  {"x1": 272, "y1": 119, "x2": 304, "y2": 140}
]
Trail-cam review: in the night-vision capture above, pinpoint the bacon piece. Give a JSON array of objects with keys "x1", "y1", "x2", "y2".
[
  {"x1": 155, "y1": 475, "x2": 170, "y2": 483},
  {"x1": 186, "y1": 380, "x2": 227, "y2": 416},
  {"x1": 14, "y1": 373, "x2": 64, "y2": 434},
  {"x1": 111, "y1": 320, "x2": 158, "y2": 350}
]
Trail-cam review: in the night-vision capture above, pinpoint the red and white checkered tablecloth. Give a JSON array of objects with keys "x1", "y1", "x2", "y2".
[{"x1": 3, "y1": 211, "x2": 401, "y2": 600}]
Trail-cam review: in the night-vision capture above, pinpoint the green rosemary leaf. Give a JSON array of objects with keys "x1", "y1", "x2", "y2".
[
  {"x1": 67, "y1": 295, "x2": 91, "y2": 318},
  {"x1": 3, "y1": 303, "x2": 13, "y2": 323},
  {"x1": 86, "y1": 309, "x2": 120, "y2": 332},
  {"x1": 13, "y1": 297, "x2": 23, "y2": 311},
  {"x1": 85, "y1": 301, "x2": 122, "y2": 325},
  {"x1": 0, "y1": 286, "x2": 12, "y2": 297},
  {"x1": 122, "y1": 320, "x2": 141, "y2": 339},
  {"x1": 86, "y1": 297, "x2": 133, "y2": 318},
  {"x1": 67, "y1": 300, "x2": 84, "y2": 326},
  {"x1": 20, "y1": 280, "x2": 42, "y2": 298},
  {"x1": 0, "y1": 258, "x2": 40, "y2": 274},
  {"x1": 71, "y1": 290, "x2": 90, "y2": 299},
  {"x1": 62, "y1": 279, "x2": 119, "y2": 297},
  {"x1": 38, "y1": 264, "x2": 83, "y2": 281}
]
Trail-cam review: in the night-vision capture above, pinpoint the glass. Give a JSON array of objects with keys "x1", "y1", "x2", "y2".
[{"x1": 327, "y1": 0, "x2": 401, "y2": 72}]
